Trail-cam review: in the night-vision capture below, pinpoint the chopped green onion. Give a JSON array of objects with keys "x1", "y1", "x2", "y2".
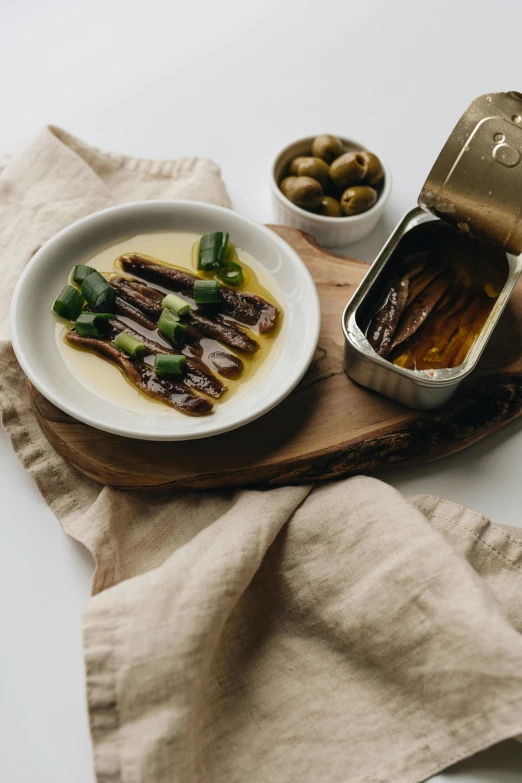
[
  {"x1": 154, "y1": 354, "x2": 187, "y2": 377},
  {"x1": 193, "y1": 278, "x2": 220, "y2": 304},
  {"x1": 198, "y1": 231, "x2": 228, "y2": 271},
  {"x1": 217, "y1": 258, "x2": 244, "y2": 287},
  {"x1": 83, "y1": 269, "x2": 108, "y2": 287},
  {"x1": 162, "y1": 292, "x2": 190, "y2": 317},
  {"x1": 53, "y1": 285, "x2": 84, "y2": 320},
  {"x1": 223, "y1": 241, "x2": 235, "y2": 262},
  {"x1": 158, "y1": 308, "x2": 188, "y2": 345},
  {"x1": 114, "y1": 332, "x2": 146, "y2": 358},
  {"x1": 74, "y1": 312, "x2": 113, "y2": 338},
  {"x1": 218, "y1": 243, "x2": 244, "y2": 287},
  {"x1": 198, "y1": 231, "x2": 244, "y2": 287},
  {"x1": 81, "y1": 272, "x2": 116, "y2": 313},
  {"x1": 219, "y1": 232, "x2": 230, "y2": 262},
  {"x1": 72, "y1": 264, "x2": 96, "y2": 286}
]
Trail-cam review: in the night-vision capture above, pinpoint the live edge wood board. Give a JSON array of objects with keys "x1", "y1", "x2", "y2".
[{"x1": 29, "y1": 225, "x2": 522, "y2": 491}]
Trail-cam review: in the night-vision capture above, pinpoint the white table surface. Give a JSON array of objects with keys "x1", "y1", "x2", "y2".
[{"x1": 2, "y1": 1, "x2": 522, "y2": 780}]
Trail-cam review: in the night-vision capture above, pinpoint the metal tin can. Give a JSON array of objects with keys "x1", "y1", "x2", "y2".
[{"x1": 342, "y1": 91, "x2": 522, "y2": 410}]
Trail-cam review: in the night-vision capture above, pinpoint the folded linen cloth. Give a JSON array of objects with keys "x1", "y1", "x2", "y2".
[{"x1": 2, "y1": 129, "x2": 522, "y2": 783}]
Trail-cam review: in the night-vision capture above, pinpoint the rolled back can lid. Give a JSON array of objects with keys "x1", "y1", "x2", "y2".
[{"x1": 419, "y1": 91, "x2": 522, "y2": 254}]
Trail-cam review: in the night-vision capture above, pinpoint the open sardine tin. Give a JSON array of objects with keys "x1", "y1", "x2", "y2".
[{"x1": 342, "y1": 91, "x2": 522, "y2": 410}]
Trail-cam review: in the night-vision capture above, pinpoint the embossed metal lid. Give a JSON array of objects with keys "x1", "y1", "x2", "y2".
[{"x1": 419, "y1": 91, "x2": 522, "y2": 254}]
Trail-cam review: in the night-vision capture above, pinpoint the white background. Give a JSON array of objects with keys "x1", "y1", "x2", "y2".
[{"x1": 2, "y1": 1, "x2": 522, "y2": 780}]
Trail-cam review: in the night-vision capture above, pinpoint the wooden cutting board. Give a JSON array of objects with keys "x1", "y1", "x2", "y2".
[{"x1": 29, "y1": 225, "x2": 522, "y2": 491}]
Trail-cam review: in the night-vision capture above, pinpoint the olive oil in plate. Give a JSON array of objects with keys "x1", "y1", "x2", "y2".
[{"x1": 56, "y1": 231, "x2": 285, "y2": 417}]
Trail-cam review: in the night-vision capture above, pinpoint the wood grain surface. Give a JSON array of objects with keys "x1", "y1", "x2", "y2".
[{"x1": 29, "y1": 225, "x2": 522, "y2": 491}]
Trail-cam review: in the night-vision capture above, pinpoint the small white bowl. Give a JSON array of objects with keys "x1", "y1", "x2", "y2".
[
  {"x1": 10, "y1": 200, "x2": 321, "y2": 441},
  {"x1": 270, "y1": 135, "x2": 391, "y2": 247}
]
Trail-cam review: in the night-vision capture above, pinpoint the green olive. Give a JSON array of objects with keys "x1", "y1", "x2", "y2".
[
  {"x1": 330, "y1": 152, "x2": 368, "y2": 189},
  {"x1": 289, "y1": 156, "x2": 330, "y2": 187},
  {"x1": 280, "y1": 175, "x2": 323, "y2": 210},
  {"x1": 311, "y1": 134, "x2": 342, "y2": 163},
  {"x1": 316, "y1": 196, "x2": 342, "y2": 218},
  {"x1": 360, "y1": 150, "x2": 384, "y2": 186},
  {"x1": 340, "y1": 186, "x2": 378, "y2": 216}
]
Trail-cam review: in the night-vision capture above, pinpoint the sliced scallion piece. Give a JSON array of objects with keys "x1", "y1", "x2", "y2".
[
  {"x1": 217, "y1": 258, "x2": 244, "y2": 287},
  {"x1": 53, "y1": 285, "x2": 84, "y2": 320},
  {"x1": 197, "y1": 231, "x2": 244, "y2": 287},
  {"x1": 162, "y1": 292, "x2": 190, "y2": 317},
  {"x1": 154, "y1": 354, "x2": 187, "y2": 377},
  {"x1": 158, "y1": 308, "x2": 188, "y2": 345},
  {"x1": 218, "y1": 242, "x2": 244, "y2": 287},
  {"x1": 72, "y1": 264, "x2": 96, "y2": 286},
  {"x1": 74, "y1": 312, "x2": 113, "y2": 338},
  {"x1": 80, "y1": 269, "x2": 106, "y2": 285},
  {"x1": 114, "y1": 331, "x2": 146, "y2": 358},
  {"x1": 223, "y1": 240, "x2": 235, "y2": 262},
  {"x1": 193, "y1": 278, "x2": 220, "y2": 304},
  {"x1": 81, "y1": 272, "x2": 116, "y2": 313},
  {"x1": 198, "y1": 231, "x2": 226, "y2": 271},
  {"x1": 219, "y1": 232, "x2": 230, "y2": 262}
]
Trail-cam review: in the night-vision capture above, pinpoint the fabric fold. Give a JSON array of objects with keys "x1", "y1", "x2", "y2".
[{"x1": 84, "y1": 476, "x2": 522, "y2": 783}]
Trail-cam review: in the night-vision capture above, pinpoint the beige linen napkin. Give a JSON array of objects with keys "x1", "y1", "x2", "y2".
[{"x1": 2, "y1": 128, "x2": 522, "y2": 783}]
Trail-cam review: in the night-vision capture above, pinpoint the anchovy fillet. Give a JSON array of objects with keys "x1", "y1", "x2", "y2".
[{"x1": 66, "y1": 331, "x2": 213, "y2": 416}]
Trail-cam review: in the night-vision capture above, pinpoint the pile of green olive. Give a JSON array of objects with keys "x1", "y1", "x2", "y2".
[{"x1": 279, "y1": 134, "x2": 385, "y2": 218}]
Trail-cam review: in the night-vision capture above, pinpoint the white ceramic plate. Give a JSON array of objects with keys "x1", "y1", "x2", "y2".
[{"x1": 10, "y1": 200, "x2": 320, "y2": 440}]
